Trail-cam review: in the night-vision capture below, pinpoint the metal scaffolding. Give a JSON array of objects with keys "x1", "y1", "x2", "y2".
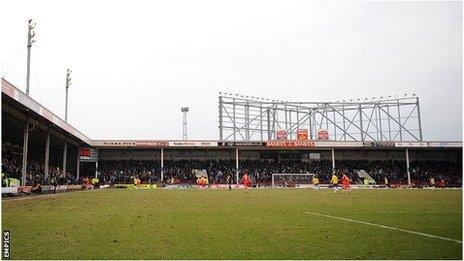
[{"x1": 218, "y1": 93, "x2": 422, "y2": 142}]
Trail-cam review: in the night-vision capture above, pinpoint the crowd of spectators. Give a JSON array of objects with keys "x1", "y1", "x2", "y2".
[
  {"x1": 3, "y1": 147, "x2": 461, "y2": 187},
  {"x1": 1, "y1": 149, "x2": 22, "y2": 181},
  {"x1": 97, "y1": 158, "x2": 462, "y2": 187},
  {"x1": 98, "y1": 160, "x2": 160, "y2": 184},
  {"x1": 410, "y1": 160, "x2": 461, "y2": 186},
  {"x1": 2, "y1": 149, "x2": 77, "y2": 186}
]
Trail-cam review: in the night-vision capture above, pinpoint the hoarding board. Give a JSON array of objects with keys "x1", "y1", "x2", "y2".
[
  {"x1": 427, "y1": 142, "x2": 462, "y2": 148},
  {"x1": 308, "y1": 153, "x2": 320, "y2": 160},
  {"x1": 266, "y1": 140, "x2": 315, "y2": 148},
  {"x1": 276, "y1": 130, "x2": 288, "y2": 140},
  {"x1": 395, "y1": 142, "x2": 428, "y2": 148},
  {"x1": 168, "y1": 141, "x2": 218, "y2": 147},
  {"x1": 297, "y1": 129, "x2": 308, "y2": 140},
  {"x1": 313, "y1": 141, "x2": 363, "y2": 148},
  {"x1": 317, "y1": 130, "x2": 329, "y2": 140},
  {"x1": 93, "y1": 140, "x2": 168, "y2": 147},
  {"x1": 219, "y1": 142, "x2": 266, "y2": 147},
  {"x1": 363, "y1": 142, "x2": 395, "y2": 147}
]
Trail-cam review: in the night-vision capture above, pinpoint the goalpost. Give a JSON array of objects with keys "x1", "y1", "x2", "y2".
[{"x1": 271, "y1": 173, "x2": 316, "y2": 188}]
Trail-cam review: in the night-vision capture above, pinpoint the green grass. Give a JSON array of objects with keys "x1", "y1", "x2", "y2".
[{"x1": 2, "y1": 188, "x2": 462, "y2": 260}]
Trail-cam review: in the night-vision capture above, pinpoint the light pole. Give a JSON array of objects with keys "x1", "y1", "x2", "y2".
[
  {"x1": 65, "y1": 69, "x2": 72, "y2": 122},
  {"x1": 63, "y1": 69, "x2": 71, "y2": 177},
  {"x1": 21, "y1": 19, "x2": 36, "y2": 185},
  {"x1": 181, "y1": 107, "x2": 189, "y2": 140},
  {"x1": 26, "y1": 19, "x2": 36, "y2": 96}
]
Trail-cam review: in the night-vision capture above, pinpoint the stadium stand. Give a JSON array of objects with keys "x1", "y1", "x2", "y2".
[
  {"x1": 2, "y1": 78, "x2": 462, "y2": 193},
  {"x1": 96, "y1": 158, "x2": 462, "y2": 187}
]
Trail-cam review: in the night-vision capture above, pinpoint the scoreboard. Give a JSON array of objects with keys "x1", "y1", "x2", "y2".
[{"x1": 79, "y1": 148, "x2": 98, "y2": 162}]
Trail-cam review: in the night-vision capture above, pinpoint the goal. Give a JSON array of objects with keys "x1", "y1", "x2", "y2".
[{"x1": 271, "y1": 173, "x2": 315, "y2": 188}]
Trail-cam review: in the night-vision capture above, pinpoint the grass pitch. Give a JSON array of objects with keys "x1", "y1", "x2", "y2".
[{"x1": 2, "y1": 188, "x2": 462, "y2": 260}]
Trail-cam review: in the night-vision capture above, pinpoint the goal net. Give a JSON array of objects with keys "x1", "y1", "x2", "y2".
[{"x1": 271, "y1": 173, "x2": 315, "y2": 188}]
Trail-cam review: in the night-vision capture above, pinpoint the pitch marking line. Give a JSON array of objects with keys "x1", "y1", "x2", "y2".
[{"x1": 304, "y1": 211, "x2": 462, "y2": 244}]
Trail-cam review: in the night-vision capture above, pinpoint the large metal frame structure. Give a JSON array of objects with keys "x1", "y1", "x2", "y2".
[{"x1": 218, "y1": 93, "x2": 422, "y2": 142}]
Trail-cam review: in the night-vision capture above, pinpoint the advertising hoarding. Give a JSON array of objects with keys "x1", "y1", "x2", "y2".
[
  {"x1": 297, "y1": 129, "x2": 308, "y2": 140},
  {"x1": 313, "y1": 141, "x2": 363, "y2": 148},
  {"x1": 317, "y1": 129, "x2": 329, "y2": 140},
  {"x1": 219, "y1": 142, "x2": 266, "y2": 147},
  {"x1": 276, "y1": 130, "x2": 288, "y2": 140},
  {"x1": 266, "y1": 140, "x2": 315, "y2": 148},
  {"x1": 168, "y1": 141, "x2": 218, "y2": 147}
]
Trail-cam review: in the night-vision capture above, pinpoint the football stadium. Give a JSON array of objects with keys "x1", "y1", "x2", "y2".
[
  {"x1": 2, "y1": 78, "x2": 463, "y2": 259},
  {"x1": 1, "y1": 2, "x2": 463, "y2": 260}
]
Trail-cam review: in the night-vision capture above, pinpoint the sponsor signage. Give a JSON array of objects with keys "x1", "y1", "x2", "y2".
[
  {"x1": 363, "y1": 142, "x2": 396, "y2": 147},
  {"x1": 1, "y1": 187, "x2": 18, "y2": 194},
  {"x1": 219, "y1": 142, "x2": 266, "y2": 147},
  {"x1": 126, "y1": 184, "x2": 157, "y2": 189},
  {"x1": 297, "y1": 129, "x2": 308, "y2": 140},
  {"x1": 80, "y1": 148, "x2": 98, "y2": 162},
  {"x1": 317, "y1": 130, "x2": 329, "y2": 140},
  {"x1": 314, "y1": 141, "x2": 363, "y2": 148},
  {"x1": 135, "y1": 141, "x2": 168, "y2": 147},
  {"x1": 276, "y1": 130, "x2": 288, "y2": 140},
  {"x1": 210, "y1": 184, "x2": 250, "y2": 189},
  {"x1": 99, "y1": 141, "x2": 136, "y2": 146},
  {"x1": 168, "y1": 141, "x2": 218, "y2": 147},
  {"x1": 427, "y1": 142, "x2": 462, "y2": 148},
  {"x1": 308, "y1": 153, "x2": 320, "y2": 160},
  {"x1": 192, "y1": 169, "x2": 208, "y2": 178},
  {"x1": 266, "y1": 140, "x2": 315, "y2": 148},
  {"x1": 94, "y1": 141, "x2": 168, "y2": 147},
  {"x1": 395, "y1": 142, "x2": 428, "y2": 148}
]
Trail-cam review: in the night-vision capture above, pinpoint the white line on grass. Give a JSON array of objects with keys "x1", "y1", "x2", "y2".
[{"x1": 304, "y1": 211, "x2": 462, "y2": 244}]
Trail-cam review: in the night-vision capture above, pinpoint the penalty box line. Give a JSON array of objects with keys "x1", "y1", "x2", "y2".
[{"x1": 304, "y1": 211, "x2": 462, "y2": 244}]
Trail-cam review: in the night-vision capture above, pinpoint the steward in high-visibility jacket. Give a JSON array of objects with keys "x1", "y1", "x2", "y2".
[{"x1": 91, "y1": 177, "x2": 99, "y2": 188}]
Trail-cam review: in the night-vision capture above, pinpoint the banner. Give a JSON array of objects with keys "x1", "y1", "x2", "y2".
[
  {"x1": 94, "y1": 140, "x2": 168, "y2": 147},
  {"x1": 276, "y1": 130, "x2": 288, "y2": 140},
  {"x1": 135, "y1": 141, "x2": 168, "y2": 147},
  {"x1": 168, "y1": 141, "x2": 218, "y2": 147},
  {"x1": 395, "y1": 142, "x2": 428, "y2": 148},
  {"x1": 308, "y1": 153, "x2": 320, "y2": 160},
  {"x1": 218, "y1": 142, "x2": 266, "y2": 147},
  {"x1": 363, "y1": 142, "x2": 395, "y2": 147},
  {"x1": 1, "y1": 187, "x2": 18, "y2": 194},
  {"x1": 266, "y1": 140, "x2": 315, "y2": 148},
  {"x1": 427, "y1": 142, "x2": 462, "y2": 148},
  {"x1": 297, "y1": 129, "x2": 308, "y2": 140},
  {"x1": 317, "y1": 130, "x2": 329, "y2": 140},
  {"x1": 192, "y1": 169, "x2": 207, "y2": 178},
  {"x1": 313, "y1": 141, "x2": 363, "y2": 148}
]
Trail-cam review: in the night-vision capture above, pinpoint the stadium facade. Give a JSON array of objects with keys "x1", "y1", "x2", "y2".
[{"x1": 2, "y1": 78, "x2": 462, "y2": 187}]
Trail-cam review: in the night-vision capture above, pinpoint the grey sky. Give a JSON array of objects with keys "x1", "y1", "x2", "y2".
[{"x1": 1, "y1": 1, "x2": 462, "y2": 141}]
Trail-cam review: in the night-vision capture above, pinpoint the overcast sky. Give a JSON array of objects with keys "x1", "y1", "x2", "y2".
[{"x1": 1, "y1": 1, "x2": 462, "y2": 141}]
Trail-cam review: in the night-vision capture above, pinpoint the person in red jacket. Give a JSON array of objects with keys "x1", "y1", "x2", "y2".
[
  {"x1": 341, "y1": 174, "x2": 351, "y2": 192},
  {"x1": 241, "y1": 172, "x2": 251, "y2": 192}
]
